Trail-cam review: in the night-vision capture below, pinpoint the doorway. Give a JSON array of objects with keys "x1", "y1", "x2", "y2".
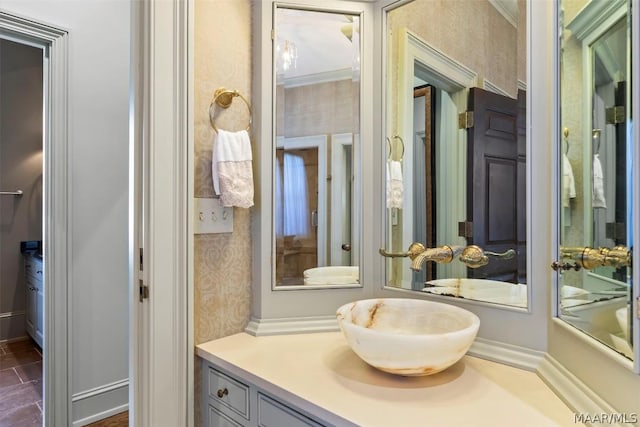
[
  {"x1": 0, "y1": 11, "x2": 70, "y2": 427},
  {"x1": 0, "y1": 36, "x2": 44, "y2": 425}
]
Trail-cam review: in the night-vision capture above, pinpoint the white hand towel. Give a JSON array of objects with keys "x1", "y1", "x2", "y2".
[
  {"x1": 592, "y1": 153, "x2": 606, "y2": 209},
  {"x1": 562, "y1": 153, "x2": 576, "y2": 208},
  {"x1": 212, "y1": 129, "x2": 254, "y2": 208},
  {"x1": 386, "y1": 160, "x2": 403, "y2": 209}
]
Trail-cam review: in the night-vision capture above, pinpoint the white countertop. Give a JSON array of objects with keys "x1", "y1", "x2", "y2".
[{"x1": 196, "y1": 332, "x2": 579, "y2": 427}]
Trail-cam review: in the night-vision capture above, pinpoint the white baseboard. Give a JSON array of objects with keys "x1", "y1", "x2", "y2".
[
  {"x1": 72, "y1": 379, "x2": 129, "y2": 427},
  {"x1": 245, "y1": 316, "x2": 339, "y2": 336},
  {"x1": 0, "y1": 311, "x2": 26, "y2": 342},
  {"x1": 536, "y1": 354, "x2": 624, "y2": 422},
  {"x1": 468, "y1": 336, "x2": 545, "y2": 371}
]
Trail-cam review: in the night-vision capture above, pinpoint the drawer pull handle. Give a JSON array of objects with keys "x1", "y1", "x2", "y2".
[{"x1": 216, "y1": 388, "x2": 228, "y2": 398}]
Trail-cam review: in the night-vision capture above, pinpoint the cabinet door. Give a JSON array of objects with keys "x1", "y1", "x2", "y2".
[
  {"x1": 35, "y1": 283, "x2": 44, "y2": 347},
  {"x1": 25, "y1": 278, "x2": 36, "y2": 339},
  {"x1": 208, "y1": 405, "x2": 243, "y2": 427},
  {"x1": 257, "y1": 393, "x2": 324, "y2": 427}
]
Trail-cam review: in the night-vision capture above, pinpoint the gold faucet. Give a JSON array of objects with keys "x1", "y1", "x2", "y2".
[
  {"x1": 459, "y1": 245, "x2": 516, "y2": 269},
  {"x1": 560, "y1": 246, "x2": 631, "y2": 270},
  {"x1": 379, "y1": 243, "x2": 462, "y2": 271}
]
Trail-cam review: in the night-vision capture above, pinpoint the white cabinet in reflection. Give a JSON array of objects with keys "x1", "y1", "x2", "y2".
[{"x1": 24, "y1": 255, "x2": 43, "y2": 348}]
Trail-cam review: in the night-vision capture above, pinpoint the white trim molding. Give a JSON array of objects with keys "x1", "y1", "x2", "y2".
[
  {"x1": 0, "y1": 11, "x2": 70, "y2": 427},
  {"x1": 469, "y1": 336, "x2": 545, "y2": 372},
  {"x1": 0, "y1": 311, "x2": 26, "y2": 342},
  {"x1": 489, "y1": 0, "x2": 518, "y2": 28},
  {"x1": 245, "y1": 315, "x2": 339, "y2": 337},
  {"x1": 537, "y1": 354, "x2": 620, "y2": 417},
  {"x1": 131, "y1": 0, "x2": 190, "y2": 426},
  {"x1": 71, "y1": 379, "x2": 129, "y2": 427}
]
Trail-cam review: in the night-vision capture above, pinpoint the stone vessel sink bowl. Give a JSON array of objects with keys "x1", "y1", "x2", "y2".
[{"x1": 336, "y1": 298, "x2": 480, "y2": 376}]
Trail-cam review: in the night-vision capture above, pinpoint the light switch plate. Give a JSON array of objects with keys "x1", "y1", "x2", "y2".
[{"x1": 194, "y1": 198, "x2": 233, "y2": 234}]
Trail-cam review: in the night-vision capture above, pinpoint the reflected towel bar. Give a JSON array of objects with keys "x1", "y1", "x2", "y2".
[{"x1": 0, "y1": 190, "x2": 23, "y2": 196}]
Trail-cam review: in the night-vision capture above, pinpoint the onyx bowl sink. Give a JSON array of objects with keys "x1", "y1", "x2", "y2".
[{"x1": 336, "y1": 298, "x2": 480, "y2": 376}]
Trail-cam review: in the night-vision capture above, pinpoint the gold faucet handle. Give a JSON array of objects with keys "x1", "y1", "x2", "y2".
[
  {"x1": 485, "y1": 249, "x2": 516, "y2": 260},
  {"x1": 459, "y1": 246, "x2": 516, "y2": 268},
  {"x1": 459, "y1": 245, "x2": 488, "y2": 268}
]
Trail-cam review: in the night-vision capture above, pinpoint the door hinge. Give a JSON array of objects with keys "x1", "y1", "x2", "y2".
[
  {"x1": 139, "y1": 247, "x2": 144, "y2": 272},
  {"x1": 139, "y1": 280, "x2": 149, "y2": 302},
  {"x1": 606, "y1": 106, "x2": 625, "y2": 124},
  {"x1": 458, "y1": 221, "x2": 473, "y2": 238},
  {"x1": 271, "y1": 29, "x2": 275, "y2": 40},
  {"x1": 458, "y1": 111, "x2": 474, "y2": 129}
]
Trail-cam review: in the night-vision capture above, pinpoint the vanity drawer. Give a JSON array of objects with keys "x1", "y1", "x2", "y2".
[
  {"x1": 257, "y1": 393, "x2": 324, "y2": 427},
  {"x1": 207, "y1": 368, "x2": 250, "y2": 420},
  {"x1": 24, "y1": 257, "x2": 43, "y2": 281},
  {"x1": 208, "y1": 405, "x2": 243, "y2": 427}
]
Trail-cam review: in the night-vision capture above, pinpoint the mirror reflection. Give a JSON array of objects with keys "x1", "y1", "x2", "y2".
[
  {"x1": 383, "y1": 0, "x2": 528, "y2": 307},
  {"x1": 274, "y1": 7, "x2": 361, "y2": 288},
  {"x1": 558, "y1": 0, "x2": 633, "y2": 360}
]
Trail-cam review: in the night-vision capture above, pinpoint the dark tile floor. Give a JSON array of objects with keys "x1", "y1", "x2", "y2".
[
  {"x1": 0, "y1": 338, "x2": 128, "y2": 426},
  {"x1": 0, "y1": 338, "x2": 42, "y2": 427}
]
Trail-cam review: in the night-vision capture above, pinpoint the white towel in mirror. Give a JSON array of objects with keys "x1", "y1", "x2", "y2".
[
  {"x1": 212, "y1": 129, "x2": 254, "y2": 208},
  {"x1": 562, "y1": 153, "x2": 576, "y2": 208},
  {"x1": 592, "y1": 153, "x2": 606, "y2": 209},
  {"x1": 386, "y1": 160, "x2": 403, "y2": 209}
]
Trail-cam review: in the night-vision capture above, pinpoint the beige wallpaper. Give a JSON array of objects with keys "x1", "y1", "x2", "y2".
[
  {"x1": 194, "y1": 0, "x2": 253, "y2": 346},
  {"x1": 278, "y1": 79, "x2": 359, "y2": 137},
  {"x1": 559, "y1": 0, "x2": 588, "y2": 286},
  {"x1": 388, "y1": 0, "x2": 524, "y2": 97},
  {"x1": 194, "y1": 0, "x2": 253, "y2": 422}
]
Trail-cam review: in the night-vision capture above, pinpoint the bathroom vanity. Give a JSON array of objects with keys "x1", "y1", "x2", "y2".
[
  {"x1": 23, "y1": 252, "x2": 43, "y2": 348},
  {"x1": 197, "y1": 333, "x2": 575, "y2": 427}
]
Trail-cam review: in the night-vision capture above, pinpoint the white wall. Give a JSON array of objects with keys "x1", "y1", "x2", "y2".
[{"x1": 0, "y1": 0, "x2": 130, "y2": 423}]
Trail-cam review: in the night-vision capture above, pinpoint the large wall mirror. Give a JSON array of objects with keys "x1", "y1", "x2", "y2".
[
  {"x1": 273, "y1": 5, "x2": 361, "y2": 289},
  {"x1": 382, "y1": 0, "x2": 529, "y2": 308},
  {"x1": 557, "y1": 0, "x2": 634, "y2": 360}
]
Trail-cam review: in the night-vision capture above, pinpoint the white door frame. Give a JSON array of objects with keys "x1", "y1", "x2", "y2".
[
  {"x1": 0, "y1": 11, "x2": 70, "y2": 427},
  {"x1": 130, "y1": 0, "x2": 192, "y2": 426}
]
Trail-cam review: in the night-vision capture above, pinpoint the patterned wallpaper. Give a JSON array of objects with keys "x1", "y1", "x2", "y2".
[
  {"x1": 194, "y1": 1, "x2": 253, "y2": 423},
  {"x1": 194, "y1": 0, "x2": 253, "y2": 345},
  {"x1": 388, "y1": 0, "x2": 525, "y2": 98},
  {"x1": 559, "y1": 0, "x2": 588, "y2": 287}
]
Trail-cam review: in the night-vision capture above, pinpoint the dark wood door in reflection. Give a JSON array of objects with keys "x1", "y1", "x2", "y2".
[{"x1": 466, "y1": 87, "x2": 526, "y2": 283}]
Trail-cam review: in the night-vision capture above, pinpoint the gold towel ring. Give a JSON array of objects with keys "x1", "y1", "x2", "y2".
[
  {"x1": 209, "y1": 87, "x2": 252, "y2": 133},
  {"x1": 386, "y1": 135, "x2": 405, "y2": 161}
]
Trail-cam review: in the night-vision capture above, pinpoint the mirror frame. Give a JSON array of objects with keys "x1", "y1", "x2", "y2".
[
  {"x1": 248, "y1": 0, "x2": 376, "y2": 336},
  {"x1": 380, "y1": 0, "x2": 532, "y2": 312},
  {"x1": 250, "y1": 0, "x2": 632, "y2": 373},
  {"x1": 375, "y1": 0, "x2": 552, "y2": 359},
  {"x1": 272, "y1": 6, "x2": 363, "y2": 290},
  {"x1": 550, "y1": 0, "x2": 640, "y2": 378}
]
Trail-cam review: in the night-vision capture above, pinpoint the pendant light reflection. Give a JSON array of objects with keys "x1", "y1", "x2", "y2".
[{"x1": 277, "y1": 40, "x2": 298, "y2": 73}]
